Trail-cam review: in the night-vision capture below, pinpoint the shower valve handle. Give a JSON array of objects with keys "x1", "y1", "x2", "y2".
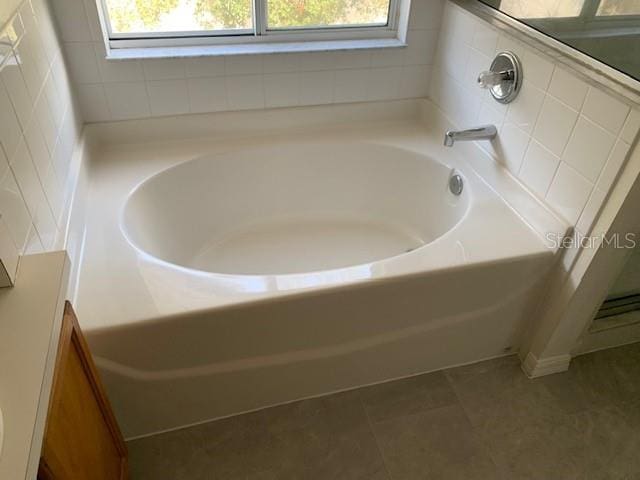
[{"x1": 477, "y1": 70, "x2": 514, "y2": 88}]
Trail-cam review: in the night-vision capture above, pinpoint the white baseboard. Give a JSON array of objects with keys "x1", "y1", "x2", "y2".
[{"x1": 521, "y1": 352, "x2": 571, "y2": 378}]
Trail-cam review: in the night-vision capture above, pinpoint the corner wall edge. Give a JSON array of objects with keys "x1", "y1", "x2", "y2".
[{"x1": 521, "y1": 351, "x2": 571, "y2": 378}]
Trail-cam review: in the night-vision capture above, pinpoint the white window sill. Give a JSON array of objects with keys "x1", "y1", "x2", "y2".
[{"x1": 105, "y1": 37, "x2": 406, "y2": 60}]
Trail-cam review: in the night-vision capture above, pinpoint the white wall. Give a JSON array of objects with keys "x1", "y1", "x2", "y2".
[
  {"x1": 51, "y1": 0, "x2": 444, "y2": 122},
  {"x1": 430, "y1": 1, "x2": 640, "y2": 272},
  {"x1": 0, "y1": 0, "x2": 83, "y2": 283}
]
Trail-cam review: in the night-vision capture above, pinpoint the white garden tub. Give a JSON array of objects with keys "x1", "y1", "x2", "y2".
[
  {"x1": 76, "y1": 101, "x2": 566, "y2": 438},
  {"x1": 122, "y1": 143, "x2": 469, "y2": 276}
]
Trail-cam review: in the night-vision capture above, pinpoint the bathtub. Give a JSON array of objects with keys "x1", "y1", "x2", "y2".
[
  {"x1": 76, "y1": 100, "x2": 566, "y2": 438},
  {"x1": 122, "y1": 142, "x2": 470, "y2": 276}
]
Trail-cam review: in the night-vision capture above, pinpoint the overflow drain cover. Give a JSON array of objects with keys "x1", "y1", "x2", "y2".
[{"x1": 449, "y1": 174, "x2": 464, "y2": 196}]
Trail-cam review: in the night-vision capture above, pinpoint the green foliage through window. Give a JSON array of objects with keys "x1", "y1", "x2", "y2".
[
  {"x1": 268, "y1": 0, "x2": 388, "y2": 28},
  {"x1": 105, "y1": 0, "x2": 390, "y2": 34}
]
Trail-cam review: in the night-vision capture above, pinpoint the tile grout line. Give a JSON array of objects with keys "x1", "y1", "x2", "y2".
[
  {"x1": 442, "y1": 365, "x2": 506, "y2": 478},
  {"x1": 359, "y1": 395, "x2": 397, "y2": 480}
]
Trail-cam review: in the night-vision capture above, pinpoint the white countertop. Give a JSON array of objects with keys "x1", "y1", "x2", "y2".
[{"x1": 0, "y1": 252, "x2": 69, "y2": 480}]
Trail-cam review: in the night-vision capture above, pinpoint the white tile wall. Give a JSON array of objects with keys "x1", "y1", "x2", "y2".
[
  {"x1": 52, "y1": 0, "x2": 445, "y2": 122},
  {"x1": 0, "y1": 0, "x2": 82, "y2": 282},
  {"x1": 429, "y1": 1, "x2": 640, "y2": 243}
]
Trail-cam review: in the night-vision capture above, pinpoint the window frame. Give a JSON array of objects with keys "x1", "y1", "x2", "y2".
[{"x1": 99, "y1": 0, "x2": 401, "y2": 50}]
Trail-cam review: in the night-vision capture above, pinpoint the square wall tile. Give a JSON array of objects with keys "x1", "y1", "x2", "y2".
[
  {"x1": 15, "y1": 40, "x2": 45, "y2": 101},
  {"x1": 76, "y1": 83, "x2": 111, "y2": 122},
  {"x1": 34, "y1": 198, "x2": 57, "y2": 249},
  {"x1": 472, "y1": 22, "x2": 498, "y2": 58},
  {"x1": 10, "y1": 140, "x2": 43, "y2": 216},
  {"x1": 262, "y1": 53, "x2": 299, "y2": 74},
  {"x1": 49, "y1": 0, "x2": 92, "y2": 42},
  {"x1": 0, "y1": 218, "x2": 19, "y2": 282},
  {"x1": 35, "y1": 93, "x2": 57, "y2": 154},
  {"x1": 477, "y1": 98, "x2": 506, "y2": 130},
  {"x1": 519, "y1": 140, "x2": 560, "y2": 199},
  {"x1": 25, "y1": 117, "x2": 50, "y2": 179},
  {"x1": 405, "y1": 29, "x2": 439, "y2": 66},
  {"x1": 505, "y1": 81, "x2": 544, "y2": 134},
  {"x1": 495, "y1": 33, "x2": 527, "y2": 59},
  {"x1": 581, "y1": 88, "x2": 630, "y2": 135},
  {"x1": 0, "y1": 167, "x2": 31, "y2": 251},
  {"x1": 456, "y1": 87, "x2": 482, "y2": 126},
  {"x1": 21, "y1": 23, "x2": 50, "y2": 80},
  {"x1": 442, "y1": 2, "x2": 476, "y2": 46},
  {"x1": 143, "y1": 58, "x2": 186, "y2": 80},
  {"x1": 1, "y1": 55, "x2": 34, "y2": 130},
  {"x1": 576, "y1": 187, "x2": 607, "y2": 235},
  {"x1": 562, "y1": 116, "x2": 615, "y2": 183},
  {"x1": 409, "y1": 0, "x2": 444, "y2": 30},
  {"x1": 264, "y1": 73, "x2": 299, "y2": 108},
  {"x1": 298, "y1": 70, "x2": 334, "y2": 105},
  {"x1": 547, "y1": 67, "x2": 588, "y2": 111},
  {"x1": 332, "y1": 50, "x2": 372, "y2": 70},
  {"x1": 42, "y1": 164, "x2": 63, "y2": 223},
  {"x1": 597, "y1": 139, "x2": 631, "y2": 194},
  {"x1": 24, "y1": 223, "x2": 44, "y2": 254},
  {"x1": 498, "y1": 122, "x2": 529, "y2": 174},
  {"x1": 334, "y1": 69, "x2": 369, "y2": 103},
  {"x1": 400, "y1": 65, "x2": 430, "y2": 98},
  {"x1": 44, "y1": 74, "x2": 64, "y2": 129},
  {"x1": 64, "y1": 42, "x2": 101, "y2": 84},
  {"x1": 54, "y1": 114, "x2": 78, "y2": 182},
  {"x1": 187, "y1": 77, "x2": 227, "y2": 113},
  {"x1": 437, "y1": 33, "x2": 470, "y2": 79},
  {"x1": 0, "y1": 81, "x2": 23, "y2": 159},
  {"x1": 51, "y1": 136, "x2": 69, "y2": 185},
  {"x1": 0, "y1": 22, "x2": 20, "y2": 53},
  {"x1": 463, "y1": 49, "x2": 491, "y2": 91},
  {"x1": 522, "y1": 48, "x2": 554, "y2": 91},
  {"x1": 51, "y1": 54, "x2": 72, "y2": 106},
  {"x1": 546, "y1": 162, "x2": 593, "y2": 225},
  {"x1": 147, "y1": 79, "x2": 189, "y2": 116},
  {"x1": 370, "y1": 48, "x2": 405, "y2": 68},
  {"x1": 368, "y1": 67, "x2": 402, "y2": 101},
  {"x1": 32, "y1": 0, "x2": 59, "y2": 64},
  {"x1": 225, "y1": 55, "x2": 263, "y2": 75},
  {"x1": 82, "y1": 0, "x2": 105, "y2": 41},
  {"x1": 533, "y1": 95, "x2": 578, "y2": 157},
  {"x1": 225, "y1": 74, "x2": 264, "y2": 110},
  {"x1": 94, "y1": 43, "x2": 144, "y2": 83},
  {"x1": 297, "y1": 51, "x2": 335, "y2": 72},
  {"x1": 185, "y1": 56, "x2": 225, "y2": 78},
  {"x1": 621, "y1": 109, "x2": 640, "y2": 144},
  {"x1": 104, "y1": 82, "x2": 150, "y2": 120}
]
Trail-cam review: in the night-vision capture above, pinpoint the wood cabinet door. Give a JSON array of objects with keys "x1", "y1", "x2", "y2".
[{"x1": 39, "y1": 302, "x2": 128, "y2": 480}]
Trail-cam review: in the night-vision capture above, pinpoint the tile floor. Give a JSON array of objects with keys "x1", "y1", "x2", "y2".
[{"x1": 128, "y1": 342, "x2": 640, "y2": 479}]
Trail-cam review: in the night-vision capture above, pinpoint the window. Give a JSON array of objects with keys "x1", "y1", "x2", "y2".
[
  {"x1": 596, "y1": 0, "x2": 640, "y2": 16},
  {"x1": 100, "y1": 0, "x2": 398, "y2": 48}
]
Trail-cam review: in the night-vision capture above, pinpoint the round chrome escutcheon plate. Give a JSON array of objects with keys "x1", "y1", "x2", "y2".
[{"x1": 489, "y1": 51, "x2": 522, "y2": 104}]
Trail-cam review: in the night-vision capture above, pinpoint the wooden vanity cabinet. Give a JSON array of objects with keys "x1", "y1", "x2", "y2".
[{"x1": 38, "y1": 302, "x2": 129, "y2": 480}]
